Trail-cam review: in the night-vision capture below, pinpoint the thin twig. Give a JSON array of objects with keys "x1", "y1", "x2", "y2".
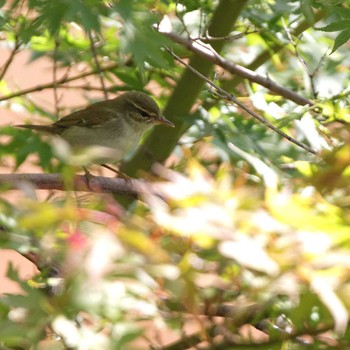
[
  {"x1": 53, "y1": 37, "x2": 61, "y2": 117},
  {"x1": 0, "y1": 62, "x2": 119, "y2": 102},
  {"x1": 167, "y1": 48, "x2": 318, "y2": 156},
  {"x1": 160, "y1": 30, "x2": 314, "y2": 106},
  {"x1": 312, "y1": 48, "x2": 329, "y2": 95},
  {"x1": 88, "y1": 30, "x2": 108, "y2": 99},
  {"x1": 282, "y1": 19, "x2": 327, "y2": 99},
  {"x1": 0, "y1": 36, "x2": 21, "y2": 81},
  {"x1": 196, "y1": 25, "x2": 260, "y2": 42},
  {"x1": 48, "y1": 84, "x2": 117, "y2": 92},
  {"x1": 175, "y1": 1, "x2": 191, "y2": 38},
  {"x1": 0, "y1": 0, "x2": 27, "y2": 81}
]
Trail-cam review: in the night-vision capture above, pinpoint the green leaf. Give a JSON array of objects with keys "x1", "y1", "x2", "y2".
[
  {"x1": 30, "y1": 34, "x2": 55, "y2": 51},
  {"x1": 331, "y1": 28, "x2": 350, "y2": 53},
  {"x1": 40, "y1": 0, "x2": 69, "y2": 35},
  {"x1": 114, "y1": 0, "x2": 172, "y2": 70},
  {"x1": 68, "y1": 0, "x2": 101, "y2": 32},
  {"x1": 112, "y1": 68, "x2": 145, "y2": 90},
  {"x1": 333, "y1": 6, "x2": 350, "y2": 19},
  {"x1": 0, "y1": 127, "x2": 54, "y2": 170},
  {"x1": 317, "y1": 20, "x2": 350, "y2": 32}
]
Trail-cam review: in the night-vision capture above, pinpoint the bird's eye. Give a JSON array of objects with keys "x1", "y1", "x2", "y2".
[{"x1": 140, "y1": 111, "x2": 150, "y2": 118}]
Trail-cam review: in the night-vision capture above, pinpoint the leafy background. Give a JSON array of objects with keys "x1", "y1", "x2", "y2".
[{"x1": 1, "y1": 0, "x2": 350, "y2": 349}]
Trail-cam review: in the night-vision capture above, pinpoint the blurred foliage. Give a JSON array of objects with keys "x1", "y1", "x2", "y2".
[
  {"x1": 1, "y1": 0, "x2": 350, "y2": 349},
  {"x1": 317, "y1": 6, "x2": 350, "y2": 53}
]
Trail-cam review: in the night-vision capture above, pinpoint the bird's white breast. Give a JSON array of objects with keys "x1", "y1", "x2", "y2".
[{"x1": 61, "y1": 118, "x2": 150, "y2": 163}]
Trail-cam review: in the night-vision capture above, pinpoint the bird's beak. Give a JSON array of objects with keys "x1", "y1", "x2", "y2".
[{"x1": 155, "y1": 116, "x2": 175, "y2": 128}]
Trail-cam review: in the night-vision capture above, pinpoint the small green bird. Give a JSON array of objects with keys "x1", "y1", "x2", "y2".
[{"x1": 17, "y1": 91, "x2": 174, "y2": 178}]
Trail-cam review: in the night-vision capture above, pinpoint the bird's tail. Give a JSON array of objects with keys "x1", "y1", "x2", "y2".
[{"x1": 15, "y1": 124, "x2": 55, "y2": 134}]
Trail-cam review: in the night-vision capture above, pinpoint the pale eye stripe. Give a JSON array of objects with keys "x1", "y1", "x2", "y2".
[{"x1": 130, "y1": 101, "x2": 157, "y2": 118}]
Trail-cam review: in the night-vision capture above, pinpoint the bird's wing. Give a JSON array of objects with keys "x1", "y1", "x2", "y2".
[{"x1": 54, "y1": 101, "x2": 119, "y2": 129}]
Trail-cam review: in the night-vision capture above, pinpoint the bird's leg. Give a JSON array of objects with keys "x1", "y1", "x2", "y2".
[{"x1": 101, "y1": 163, "x2": 131, "y2": 181}]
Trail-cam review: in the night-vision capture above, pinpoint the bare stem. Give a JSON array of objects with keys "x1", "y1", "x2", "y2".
[
  {"x1": 282, "y1": 19, "x2": 327, "y2": 99},
  {"x1": 0, "y1": 37, "x2": 21, "y2": 81},
  {"x1": 88, "y1": 30, "x2": 109, "y2": 99},
  {"x1": 53, "y1": 37, "x2": 61, "y2": 117}
]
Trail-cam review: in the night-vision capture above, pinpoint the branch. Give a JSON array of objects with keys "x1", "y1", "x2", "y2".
[
  {"x1": 160, "y1": 30, "x2": 313, "y2": 106},
  {"x1": 0, "y1": 62, "x2": 120, "y2": 102},
  {"x1": 0, "y1": 173, "x2": 146, "y2": 198},
  {"x1": 167, "y1": 49, "x2": 318, "y2": 156}
]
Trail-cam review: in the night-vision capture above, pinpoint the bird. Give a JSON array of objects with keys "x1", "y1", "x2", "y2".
[{"x1": 16, "y1": 91, "x2": 175, "y2": 179}]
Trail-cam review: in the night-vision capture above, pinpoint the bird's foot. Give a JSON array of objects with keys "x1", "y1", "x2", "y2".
[{"x1": 83, "y1": 166, "x2": 95, "y2": 184}]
